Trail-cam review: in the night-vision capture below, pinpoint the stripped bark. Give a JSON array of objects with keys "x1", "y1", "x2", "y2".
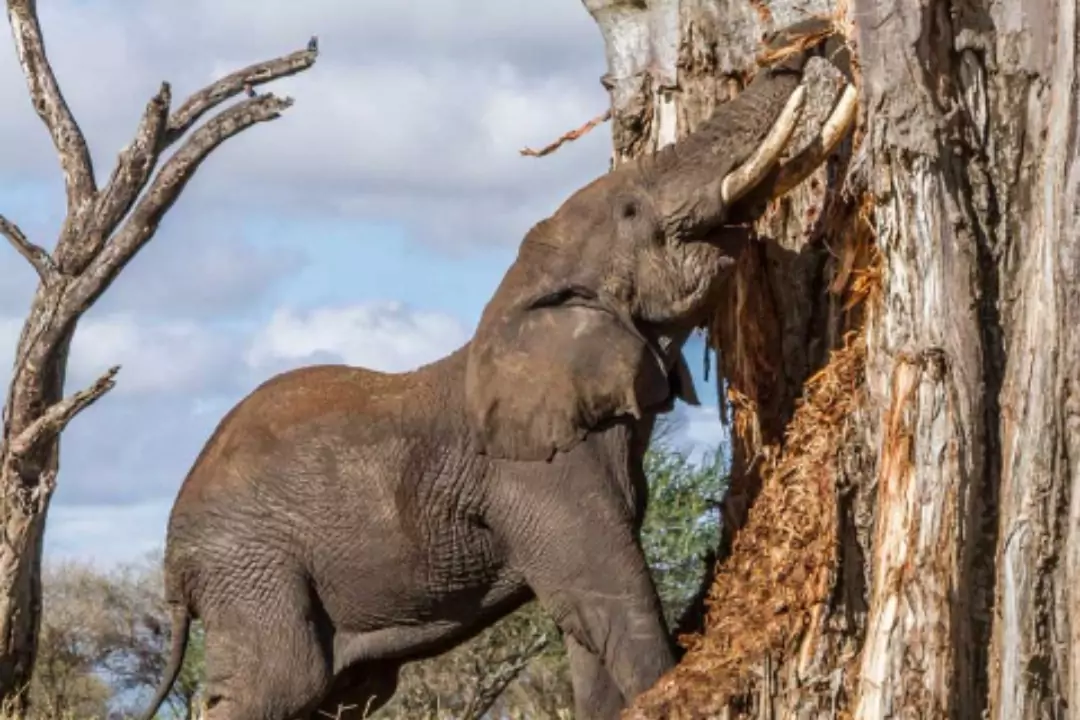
[
  {"x1": 0, "y1": 2, "x2": 318, "y2": 708},
  {"x1": 580, "y1": 0, "x2": 1079, "y2": 717}
]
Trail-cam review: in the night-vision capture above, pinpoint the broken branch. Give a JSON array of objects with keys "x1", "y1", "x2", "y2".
[
  {"x1": 166, "y1": 40, "x2": 319, "y2": 145},
  {"x1": 56, "y1": 84, "x2": 174, "y2": 275},
  {"x1": 7, "y1": 366, "x2": 120, "y2": 460},
  {"x1": 5, "y1": 0, "x2": 96, "y2": 216},
  {"x1": 520, "y1": 108, "x2": 611, "y2": 158},
  {"x1": 93, "y1": 85, "x2": 173, "y2": 242},
  {"x1": 71, "y1": 93, "x2": 298, "y2": 311},
  {"x1": 0, "y1": 215, "x2": 54, "y2": 281}
]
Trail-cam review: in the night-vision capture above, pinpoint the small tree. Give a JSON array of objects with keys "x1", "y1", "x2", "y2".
[
  {"x1": 0, "y1": 2, "x2": 318, "y2": 709},
  {"x1": 31, "y1": 554, "x2": 205, "y2": 720}
]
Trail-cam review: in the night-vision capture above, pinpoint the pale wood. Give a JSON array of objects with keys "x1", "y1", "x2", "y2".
[{"x1": 580, "y1": 0, "x2": 1080, "y2": 717}]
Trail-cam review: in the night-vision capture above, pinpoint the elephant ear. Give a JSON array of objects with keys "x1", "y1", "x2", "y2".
[{"x1": 465, "y1": 285, "x2": 697, "y2": 462}]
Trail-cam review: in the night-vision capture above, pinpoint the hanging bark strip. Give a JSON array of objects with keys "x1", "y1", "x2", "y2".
[
  {"x1": 519, "y1": 108, "x2": 612, "y2": 157},
  {"x1": 0, "y1": 0, "x2": 318, "y2": 708}
]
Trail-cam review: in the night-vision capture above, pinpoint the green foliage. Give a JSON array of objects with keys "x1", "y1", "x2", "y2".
[{"x1": 640, "y1": 440, "x2": 728, "y2": 629}]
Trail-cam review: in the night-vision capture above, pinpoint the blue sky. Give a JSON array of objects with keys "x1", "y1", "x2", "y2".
[{"x1": 0, "y1": 0, "x2": 727, "y2": 568}]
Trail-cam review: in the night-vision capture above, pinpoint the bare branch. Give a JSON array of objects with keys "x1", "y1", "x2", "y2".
[
  {"x1": 520, "y1": 108, "x2": 611, "y2": 158},
  {"x1": 0, "y1": 215, "x2": 55, "y2": 281},
  {"x1": 165, "y1": 40, "x2": 319, "y2": 145},
  {"x1": 5, "y1": 0, "x2": 97, "y2": 216},
  {"x1": 70, "y1": 93, "x2": 297, "y2": 311},
  {"x1": 461, "y1": 633, "x2": 551, "y2": 719},
  {"x1": 93, "y1": 85, "x2": 172, "y2": 239},
  {"x1": 6, "y1": 366, "x2": 119, "y2": 460},
  {"x1": 54, "y1": 84, "x2": 173, "y2": 275}
]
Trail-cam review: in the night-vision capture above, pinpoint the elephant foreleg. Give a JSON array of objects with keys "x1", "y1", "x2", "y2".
[
  {"x1": 490, "y1": 478, "x2": 676, "y2": 705},
  {"x1": 566, "y1": 634, "x2": 626, "y2": 720}
]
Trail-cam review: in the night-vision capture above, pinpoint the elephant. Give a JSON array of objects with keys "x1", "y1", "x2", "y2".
[{"x1": 137, "y1": 36, "x2": 855, "y2": 720}]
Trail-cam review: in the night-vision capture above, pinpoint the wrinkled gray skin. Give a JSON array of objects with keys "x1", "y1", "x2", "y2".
[{"x1": 138, "y1": 52, "x2": 819, "y2": 720}]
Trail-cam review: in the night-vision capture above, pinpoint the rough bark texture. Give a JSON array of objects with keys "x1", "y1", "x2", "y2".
[
  {"x1": 0, "y1": 3, "x2": 317, "y2": 709},
  {"x1": 580, "y1": 0, "x2": 1079, "y2": 717}
]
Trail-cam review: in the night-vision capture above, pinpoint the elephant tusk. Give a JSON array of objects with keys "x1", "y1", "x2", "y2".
[
  {"x1": 768, "y1": 82, "x2": 860, "y2": 198},
  {"x1": 720, "y1": 83, "x2": 807, "y2": 205},
  {"x1": 820, "y1": 83, "x2": 859, "y2": 154}
]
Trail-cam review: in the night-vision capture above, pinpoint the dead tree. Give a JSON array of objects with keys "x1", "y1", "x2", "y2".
[
  {"x1": 555, "y1": 0, "x2": 1079, "y2": 717},
  {"x1": 0, "y1": 1, "x2": 317, "y2": 709}
]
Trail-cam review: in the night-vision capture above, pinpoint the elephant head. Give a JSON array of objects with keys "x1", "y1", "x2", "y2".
[{"x1": 466, "y1": 51, "x2": 853, "y2": 461}]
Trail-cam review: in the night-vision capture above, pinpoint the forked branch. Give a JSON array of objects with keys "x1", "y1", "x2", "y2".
[
  {"x1": 0, "y1": 215, "x2": 54, "y2": 281},
  {"x1": 166, "y1": 39, "x2": 319, "y2": 144},
  {"x1": 6, "y1": 366, "x2": 120, "y2": 460},
  {"x1": 58, "y1": 39, "x2": 318, "y2": 274},
  {"x1": 2, "y1": 21, "x2": 318, "y2": 319},
  {"x1": 70, "y1": 92, "x2": 299, "y2": 311},
  {"x1": 61, "y1": 83, "x2": 175, "y2": 274},
  {"x1": 0, "y1": 4, "x2": 318, "y2": 708}
]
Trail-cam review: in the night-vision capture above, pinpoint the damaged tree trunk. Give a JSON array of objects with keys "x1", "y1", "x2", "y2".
[
  {"x1": 0, "y1": 2, "x2": 318, "y2": 709},
  {"x1": 580, "y1": 0, "x2": 1079, "y2": 717}
]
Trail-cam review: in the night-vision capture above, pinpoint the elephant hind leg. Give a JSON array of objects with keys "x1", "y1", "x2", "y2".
[
  {"x1": 200, "y1": 574, "x2": 334, "y2": 720},
  {"x1": 308, "y1": 662, "x2": 401, "y2": 719}
]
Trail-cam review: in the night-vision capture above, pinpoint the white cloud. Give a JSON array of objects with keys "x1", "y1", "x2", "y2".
[
  {"x1": 0, "y1": 299, "x2": 472, "y2": 516},
  {"x1": 44, "y1": 500, "x2": 171, "y2": 570},
  {"x1": 96, "y1": 216, "x2": 305, "y2": 319},
  {"x1": 0, "y1": 0, "x2": 611, "y2": 249},
  {"x1": 680, "y1": 405, "x2": 729, "y2": 451},
  {"x1": 0, "y1": 1, "x2": 671, "y2": 571},
  {"x1": 0, "y1": 312, "x2": 232, "y2": 401},
  {"x1": 662, "y1": 403, "x2": 730, "y2": 466},
  {"x1": 69, "y1": 314, "x2": 239, "y2": 396},
  {"x1": 246, "y1": 301, "x2": 469, "y2": 373},
  {"x1": 139, "y1": 0, "x2": 601, "y2": 82},
  {"x1": 224, "y1": 59, "x2": 606, "y2": 192}
]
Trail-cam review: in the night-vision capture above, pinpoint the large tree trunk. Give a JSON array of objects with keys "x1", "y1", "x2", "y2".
[{"x1": 581, "y1": 0, "x2": 1079, "y2": 717}]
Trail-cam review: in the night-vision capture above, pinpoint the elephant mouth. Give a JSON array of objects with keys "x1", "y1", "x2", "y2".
[{"x1": 527, "y1": 284, "x2": 671, "y2": 378}]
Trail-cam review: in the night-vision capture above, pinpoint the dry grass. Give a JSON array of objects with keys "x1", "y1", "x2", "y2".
[
  {"x1": 627, "y1": 326, "x2": 868, "y2": 719},
  {"x1": 629, "y1": 215, "x2": 879, "y2": 718}
]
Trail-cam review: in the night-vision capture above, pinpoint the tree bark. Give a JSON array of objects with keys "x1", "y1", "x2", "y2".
[
  {"x1": 579, "y1": 0, "x2": 1079, "y2": 717},
  {"x1": 0, "y1": 3, "x2": 318, "y2": 709}
]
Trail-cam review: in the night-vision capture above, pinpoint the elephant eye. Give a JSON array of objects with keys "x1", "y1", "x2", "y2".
[{"x1": 621, "y1": 200, "x2": 639, "y2": 219}]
